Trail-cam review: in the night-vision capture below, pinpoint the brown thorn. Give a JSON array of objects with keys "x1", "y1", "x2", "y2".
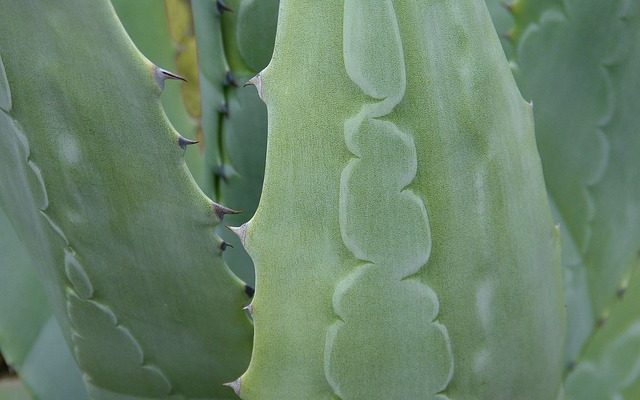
[{"x1": 212, "y1": 202, "x2": 241, "y2": 220}]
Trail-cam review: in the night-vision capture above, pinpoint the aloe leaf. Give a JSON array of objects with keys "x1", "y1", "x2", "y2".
[
  {"x1": 233, "y1": 1, "x2": 565, "y2": 398},
  {"x1": 111, "y1": 0, "x2": 205, "y2": 190},
  {"x1": 0, "y1": 1, "x2": 251, "y2": 398},
  {"x1": 0, "y1": 209, "x2": 88, "y2": 400},
  {"x1": 190, "y1": 0, "x2": 278, "y2": 285},
  {"x1": 497, "y1": 0, "x2": 640, "y2": 365}
]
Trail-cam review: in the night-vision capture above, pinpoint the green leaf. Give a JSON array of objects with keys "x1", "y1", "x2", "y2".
[
  {"x1": 236, "y1": 1, "x2": 564, "y2": 398},
  {"x1": 0, "y1": 1, "x2": 252, "y2": 398}
]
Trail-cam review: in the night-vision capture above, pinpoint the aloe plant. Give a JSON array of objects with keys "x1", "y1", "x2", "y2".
[{"x1": 2, "y1": 0, "x2": 640, "y2": 399}]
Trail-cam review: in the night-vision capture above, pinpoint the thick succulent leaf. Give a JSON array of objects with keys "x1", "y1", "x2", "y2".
[
  {"x1": 565, "y1": 265, "x2": 640, "y2": 400},
  {"x1": 502, "y1": 0, "x2": 640, "y2": 365},
  {"x1": 191, "y1": 0, "x2": 278, "y2": 285},
  {"x1": 111, "y1": 0, "x2": 205, "y2": 190},
  {"x1": 0, "y1": 1, "x2": 251, "y2": 398},
  {"x1": 236, "y1": 1, "x2": 564, "y2": 399},
  {"x1": 0, "y1": 209, "x2": 88, "y2": 400}
]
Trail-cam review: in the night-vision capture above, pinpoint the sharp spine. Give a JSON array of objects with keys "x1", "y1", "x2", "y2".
[
  {"x1": 153, "y1": 66, "x2": 187, "y2": 90},
  {"x1": 212, "y1": 202, "x2": 241, "y2": 220},
  {"x1": 245, "y1": 73, "x2": 264, "y2": 101},
  {"x1": 228, "y1": 223, "x2": 248, "y2": 246},
  {"x1": 178, "y1": 136, "x2": 199, "y2": 150},
  {"x1": 223, "y1": 378, "x2": 241, "y2": 396}
]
